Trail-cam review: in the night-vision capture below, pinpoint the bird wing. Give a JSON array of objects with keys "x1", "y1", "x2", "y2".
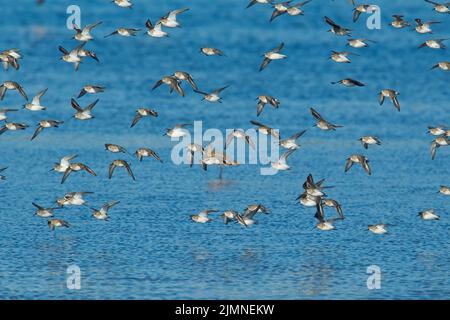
[
  {"x1": 81, "y1": 164, "x2": 97, "y2": 176},
  {"x1": 344, "y1": 158, "x2": 354, "y2": 172},
  {"x1": 61, "y1": 168, "x2": 73, "y2": 184},
  {"x1": 32, "y1": 88, "x2": 47, "y2": 105},
  {"x1": 392, "y1": 95, "x2": 401, "y2": 111},
  {"x1": 130, "y1": 114, "x2": 142, "y2": 128},
  {"x1": 124, "y1": 162, "x2": 136, "y2": 180},
  {"x1": 70, "y1": 98, "x2": 83, "y2": 112},
  {"x1": 212, "y1": 85, "x2": 229, "y2": 95},
  {"x1": 310, "y1": 107, "x2": 323, "y2": 121},
  {"x1": 259, "y1": 57, "x2": 271, "y2": 71},
  {"x1": 108, "y1": 162, "x2": 116, "y2": 179},
  {"x1": 87, "y1": 99, "x2": 99, "y2": 111},
  {"x1": 30, "y1": 125, "x2": 43, "y2": 141},
  {"x1": 270, "y1": 9, "x2": 287, "y2": 22},
  {"x1": 290, "y1": 129, "x2": 307, "y2": 140},
  {"x1": 83, "y1": 21, "x2": 102, "y2": 35}
]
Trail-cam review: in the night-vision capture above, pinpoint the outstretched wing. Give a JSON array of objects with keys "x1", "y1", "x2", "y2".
[{"x1": 259, "y1": 57, "x2": 271, "y2": 71}]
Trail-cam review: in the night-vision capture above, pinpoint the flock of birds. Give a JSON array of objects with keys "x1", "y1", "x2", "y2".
[{"x1": 0, "y1": 0, "x2": 449, "y2": 233}]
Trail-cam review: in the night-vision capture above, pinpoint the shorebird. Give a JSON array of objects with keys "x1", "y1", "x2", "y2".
[
  {"x1": 104, "y1": 28, "x2": 140, "y2": 38},
  {"x1": 271, "y1": 149, "x2": 297, "y2": 171},
  {"x1": 105, "y1": 144, "x2": 130, "y2": 155},
  {"x1": 24, "y1": 88, "x2": 47, "y2": 111},
  {"x1": 0, "y1": 122, "x2": 29, "y2": 135},
  {"x1": 431, "y1": 61, "x2": 450, "y2": 71},
  {"x1": 0, "y1": 81, "x2": 27, "y2": 100},
  {"x1": 414, "y1": 19, "x2": 441, "y2": 34},
  {"x1": 48, "y1": 219, "x2": 69, "y2": 231},
  {"x1": 431, "y1": 136, "x2": 450, "y2": 160},
  {"x1": 314, "y1": 202, "x2": 341, "y2": 231},
  {"x1": 70, "y1": 98, "x2": 99, "y2": 120},
  {"x1": 191, "y1": 209, "x2": 219, "y2": 223},
  {"x1": 279, "y1": 130, "x2": 306, "y2": 149},
  {"x1": 145, "y1": 19, "x2": 167, "y2": 38},
  {"x1": 32, "y1": 202, "x2": 60, "y2": 218},
  {"x1": 270, "y1": 1, "x2": 291, "y2": 21},
  {"x1": 353, "y1": 5, "x2": 377, "y2": 22},
  {"x1": 200, "y1": 144, "x2": 228, "y2": 172},
  {"x1": 379, "y1": 89, "x2": 400, "y2": 111},
  {"x1": 61, "y1": 162, "x2": 97, "y2": 184},
  {"x1": 1, "y1": 49, "x2": 21, "y2": 61},
  {"x1": 330, "y1": 51, "x2": 357, "y2": 63},
  {"x1": 390, "y1": 15, "x2": 410, "y2": 28},
  {"x1": 225, "y1": 129, "x2": 256, "y2": 149},
  {"x1": 240, "y1": 204, "x2": 263, "y2": 226},
  {"x1": 193, "y1": 85, "x2": 229, "y2": 103},
  {"x1": 324, "y1": 16, "x2": 352, "y2": 36},
  {"x1": 77, "y1": 47, "x2": 99, "y2": 62},
  {"x1": 153, "y1": 76, "x2": 184, "y2": 97},
  {"x1": 0, "y1": 167, "x2": 7, "y2": 181},
  {"x1": 428, "y1": 126, "x2": 447, "y2": 136},
  {"x1": 91, "y1": 201, "x2": 120, "y2": 220},
  {"x1": 347, "y1": 38, "x2": 375, "y2": 48},
  {"x1": 113, "y1": 0, "x2": 133, "y2": 9},
  {"x1": 298, "y1": 191, "x2": 321, "y2": 207},
  {"x1": 186, "y1": 143, "x2": 204, "y2": 167},
  {"x1": 0, "y1": 108, "x2": 18, "y2": 121},
  {"x1": 135, "y1": 148, "x2": 162, "y2": 162},
  {"x1": 310, "y1": 108, "x2": 342, "y2": 131},
  {"x1": 246, "y1": 0, "x2": 273, "y2": 8},
  {"x1": 0, "y1": 49, "x2": 20, "y2": 70},
  {"x1": 109, "y1": 159, "x2": 135, "y2": 181},
  {"x1": 256, "y1": 95, "x2": 280, "y2": 116},
  {"x1": 160, "y1": 8, "x2": 189, "y2": 28},
  {"x1": 368, "y1": 223, "x2": 388, "y2": 234},
  {"x1": 418, "y1": 209, "x2": 440, "y2": 220},
  {"x1": 302, "y1": 174, "x2": 331, "y2": 197},
  {"x1": 72, "y1": 21, "x2": 102, "y2": 42},
  {"x1": 250, "y1": 120, "x2": 280, "y2": 139},
  {"x1": 56, "y1": 191, "x2": 92, "y2": 207},
  {"x1": 220, "y1": 210, "x2": 239, "y2": 224},
  {"x1": 200, "y1": 47, "x2": 225, "y2": 56},
  {"x1": 173, "y1": 71, "x2": 198, "y2": 90},
  {"x1": 260, "y1": 43, "x2": 286, "y2": 71},
  {"x1": 345, "y1": 154, "x2": 371, "y2": 175},
  {"x1": 164, "y1": 124, "x2": 190, "y2": 138},
  {"x1": 424, "y1": 0, "x2": 450, "y2": 13},
  {"x1": 130, "y1": 108, "x2": 158, "y2": 128},
  {"x1": 331, "y1": 78, "x2": 365, "y2": 87},
  {"x1": 51, "y1": 155, "x2": 78, "y2": 173},
  {"x1": 323, "y1": 199, "x2": 344, "y2": 219},
  {"x1": 419, "y1": 39, "x2": 447, "y2": 49},
  {"x1": 286, "y1": 0, "x2": 311, "y2": 16},
  {"x1": 31, "y1": 120, "x2": 63, "y2": 140},
  {"x1": 245, "y1": 204, "x2": 270, "y2": 215},
  {"x1": 359, "y1": 136, "x2": 381, "y2": 149},
  {"x1": 77, "y1": 85, "x2": 105, "y2": 98},
  {"x1": 439, "y1": 185, "x2": 450, "y2": 195},
  {"x1": 59, "y1": 43, "x2": 85, "y2": 71}
]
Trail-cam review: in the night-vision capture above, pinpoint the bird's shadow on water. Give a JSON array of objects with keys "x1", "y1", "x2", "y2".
[{"x1": 207, "y1": 179, "x2": 235, "y2": 190}]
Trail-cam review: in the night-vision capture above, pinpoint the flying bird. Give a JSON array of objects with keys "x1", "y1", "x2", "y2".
[
  {"x1": 310, "y1": 108, "x2": 342, "y2": 131},
  {"x1": 345, "y1": 154, "x2": 371, "y2": 175},
  {"x1": 109, "y1": 159, "x2": 135, "y2": 181},
  {"x1": 260, "y1": 43, "x2": 286, "y2": 71},
  {"x1": 130, "y1": 108, "x2": 158, "y2": 128},
  {"x1": 379, "y1": 89, "x2": 400, "y2": 111},
  {"x1": 0, "y1": 81, "x2": 27, "y2": 100},
  {"x1": 31, "y1": 120, "x2": 63, "y2": 141}
]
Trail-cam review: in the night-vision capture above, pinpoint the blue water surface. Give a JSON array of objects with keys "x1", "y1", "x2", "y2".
[{"x1": 0, "y1": 0, "x2": 449, "y2": 299}]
